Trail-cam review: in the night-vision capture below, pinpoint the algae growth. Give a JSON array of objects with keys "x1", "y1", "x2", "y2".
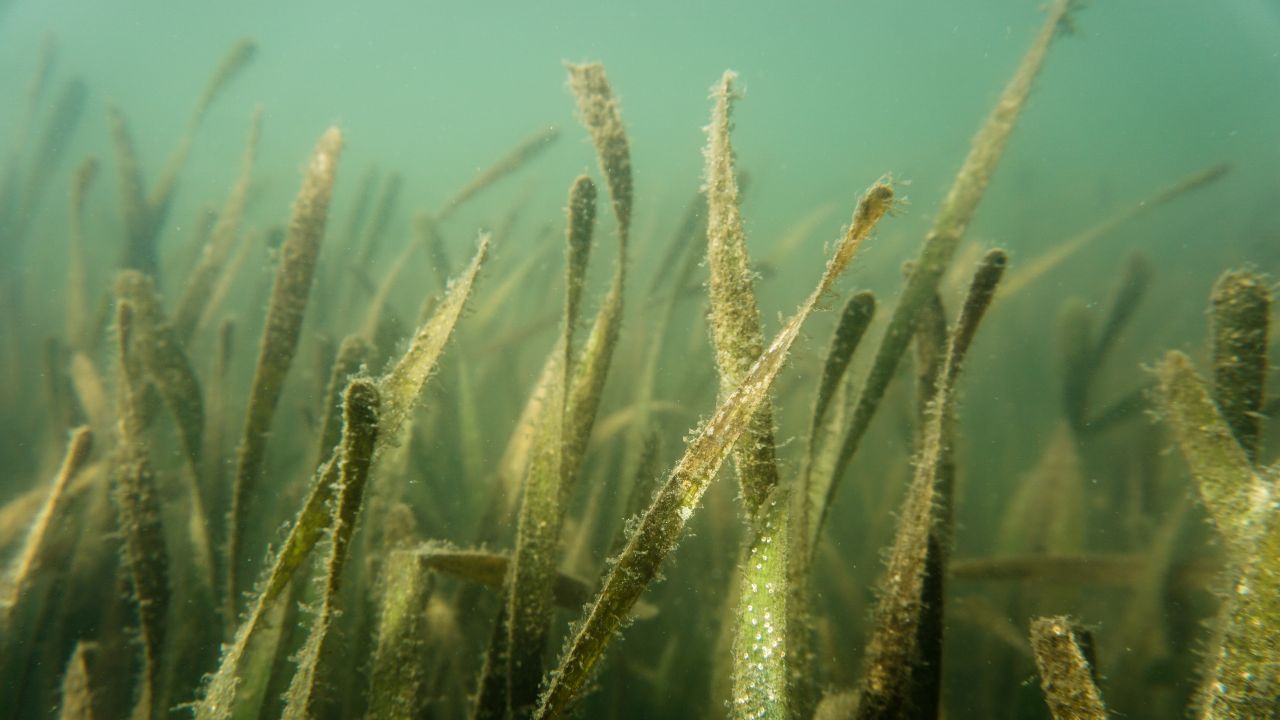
[{"x1": 0, "y1": 3, "x2": 1276, "y2": 720}]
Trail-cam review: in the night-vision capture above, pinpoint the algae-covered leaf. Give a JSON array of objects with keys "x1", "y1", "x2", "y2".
[
  {"x1": 499, "y1": 176, "x2": 596, "y2": 718},
  {"x1": 0, "y1": 426, "x2": 92, "y2": 627},
  {"x1": 701, "y1": 70, "x2": 798, "y2": 720},
  {"x1": 852, "y1": 250, "x2": 1005, "y2": 720},
  {"x1": 226, "y1": 126, "x2": 342, "y2": 616},
  {"x1": 566, "y1": 63, "x2": 631, "y2": 239},
  {"x1": 560, "y1": 62, "x2": 632, "y2": 489},
  {"x1": 478, "y1": 67, "x2": 634, "y2": 718},
  {"x1": 810, "y1": 292, "x2": 877, "y2": 444},
  {"x1": 367, "y1": 549, "x2": 434, "y2": 720},
  {"x1": 58, "y1": 641, "x2": 102, "y2": 720},
  {"x1": 1157, "y1": 350, "x2": 1280, "y2": 719},
  {"x1": 730, "y1": 492, "x2": 792, "y2": 720},
  {"x1": 414, "y1": 545, "x2": 640, "y2": 615},
  {"x1": 280, "y1": 379, "x2": 380, "y2": 720},
  {"x1": 802, "y1": 291, "x2": 875, "y2": 556},
  {"x1": 112, "y1": 301, "x2": 171, "y2": 720},
  {"x1": 113, "y1": 271, "x2": 206, "y2": 469},
  {"x1": 703, "y1": 71, "x2": 780, "y2": 519},
  {"x1": 193, "y1": 238, "x2": 487, "y2": 720},
  {"x1": 1030, "y1": 616, "x2": 1108, "y2": 720},
  {"x1": 315, "y1": 335, "x2": 371, "y2": 466},
  {"x1": 1157, "y1": 351, "x2": 1268, "y2": 550},
  {"x1": 1209, "y1": 270, "x2": 1270, "y2": 463},
  {"x1": 822, "y1": 0, "x2": 1077, "y2": 543},
  {"x1": 378, "y1": 235, "x2": 490, "y2": 443},
  {"x1": 1197, "y1": 505, "x2": 1280, "y2": 720},
  {"x1": 535, "y1": 179, "x2": 893, "y2": 720}
]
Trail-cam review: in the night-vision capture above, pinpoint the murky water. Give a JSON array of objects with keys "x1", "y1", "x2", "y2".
[{"x1": 0, "y1": 2, "x2": 1276, "y2": 718}]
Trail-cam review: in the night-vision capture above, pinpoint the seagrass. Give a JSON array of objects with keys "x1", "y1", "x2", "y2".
[
  {"x1": 0, "y1": 17, "x2": 1268, "y2": 720},
  {"x1": 1030, "y1": 617, "x2": 1108, "y2": 720},
  {"x1": 852, "y1": 250, "x2": 1005, "y2": 720},
  {"x1": 536, "y1": 179, "x2": 893, "y2": 720},
  {"x1": 225, "y1": 127, "x2": 342, "y2": 616},
  {"x1": 820, "y1": 0, "x2": 1078, "y2": 544}
]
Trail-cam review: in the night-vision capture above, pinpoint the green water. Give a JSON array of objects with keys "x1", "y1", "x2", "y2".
[{"x1": 0, "y1": 1, "x2": 1277, "y2": 718}]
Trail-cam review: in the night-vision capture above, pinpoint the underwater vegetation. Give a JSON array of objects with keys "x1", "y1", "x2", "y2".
[{"x1": 0, "y1": 3, "x2": 1276, "y2": 719}]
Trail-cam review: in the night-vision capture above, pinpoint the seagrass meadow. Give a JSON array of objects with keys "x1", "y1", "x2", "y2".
[{"x1": 1, "y1": 1, "x2": 1278, "y2": 718}]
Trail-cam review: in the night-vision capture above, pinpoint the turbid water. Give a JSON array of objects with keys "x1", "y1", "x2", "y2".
[{"x1": 0, "y1": 2, "x2": 1277, "y2": 719}]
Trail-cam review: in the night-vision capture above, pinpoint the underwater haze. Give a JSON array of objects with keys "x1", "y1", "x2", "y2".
[{"x1": 0, "y1": 1, "x2": 1278, "y2": 719}]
